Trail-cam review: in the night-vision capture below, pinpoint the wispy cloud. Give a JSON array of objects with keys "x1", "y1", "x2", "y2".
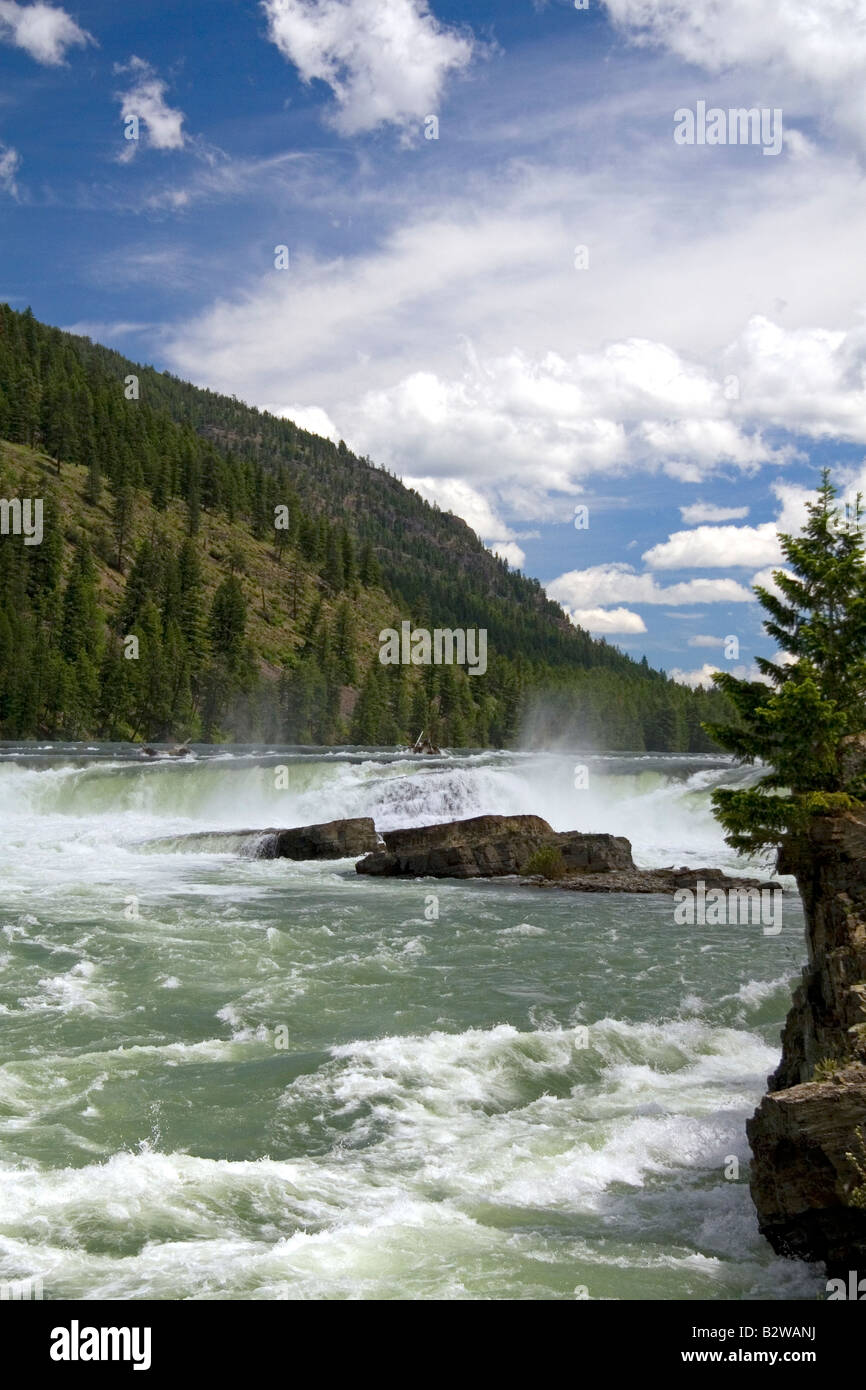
[
  {"x1": 0, "y1": 1, "x2": 92, "y2": 65},
  {"x1": 603, "y1": 0, "x2": 866, "y2": 150},
  {"x1": 115, "y1": 57, "x2": 186, "y2": 156},
  {"x1": 679, "y1": 501, "x2": 749, "y2": 524},
  {"x1": 0, "y1": 141, "x2": 21, "y2": 198}
]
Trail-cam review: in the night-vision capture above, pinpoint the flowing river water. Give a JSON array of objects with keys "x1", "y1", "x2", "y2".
[{"x1": 0, "y1": 745, "x2": 824, "y2": 1300}]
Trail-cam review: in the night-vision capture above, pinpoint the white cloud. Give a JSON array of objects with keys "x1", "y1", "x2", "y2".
[
  {"x1": 687, "y1": 634, "x2": 726, "y2": 648},
  {"x1": 115, "y1": 58, "x2": 186, "y2": 153},
  {"x1": 164, "y1": 135, "x2": 866, "y2": 520},
  {"x1": 402, "y1": 475, "x2": 522, "y2": 560},
  {"x1": 271, "y1": 403, "x2": 340, "y2": 441},
  {"x1": 751, "y1": 565, "x2": 795, "y2": 599},
  {"x1": 262, "y1": 0, "x2": 475, "y2": 135},
  {"x1": 724, "y1": 315, "x2": 866, "y2": 441},
  {"x1": 670, "y1": 660, "x2": 767, "y2": 689},
  {"x1": 61, "y1": 319, "x2": 156, "y2": 338},
  {"x1": 568, "y1": 606, "x2": 647, "y2": 634},
  {"x1": 546, "y1": 563, "x2": 754, "y2": 609},
  {"x1": 0, "y1": 142, "x2": 20, "y2": 198},
  {"x1": 772, "y1": 479, "x2": 812, "y2": 533},
  {"x1": 679, "y1": 501, "x2": 749, "y2": 524},
  {"x1": 642, "y1": 522, "x2": 783, "y2": 570},
  {"x1": 0, "y1": 1, "x2": 91, "y2": 64},
  {"x1": 491, "y1": 541, "x2": 526, "y2": 570},
  {"x1": 351, "y1": 340, "x2": 786, "y2": 507},
  {"x1": 603, "y1": 0, "x2": 866, "y2": 148},
  {"x1": 669, "y1": 662, "x2": 721, "y2": 690}
]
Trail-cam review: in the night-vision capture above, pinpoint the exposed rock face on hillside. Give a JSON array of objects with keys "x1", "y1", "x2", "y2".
[{"x1": 747, "y1": 807, "x2": 866, "y2": 1276}]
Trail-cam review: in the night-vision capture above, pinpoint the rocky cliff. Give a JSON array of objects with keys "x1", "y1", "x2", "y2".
[{"x1": 747, "y1": 807, "x2": 866, "y2": 1276}]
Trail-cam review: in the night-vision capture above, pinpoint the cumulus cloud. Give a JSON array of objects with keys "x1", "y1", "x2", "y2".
[
  {"x1": 668, "y1": 662, "x2": 721, "y2": 690},
  {"x1": 679, "y1": 501, "x2": 749, "y2": 524},
  {"x1": 642, "y1": 522, "x2": 783, "y2": 570},
  {"x1": 751, "y1": 565, "x2": 795, "y2": 599},
  {"x1": 261, "y1": 0, "x2": 476, "y2": 134},
  {"x1": 724, "y1": 315, "x2": 866, "y2": 441},
  {"x1": 115, "y1": 58, "x2": 186, "y2": 154},
  {"x1": 164, "y1": 125, "x2": 866, "y2": 522},
  {"x1": 603, "y1": 0, "x2": 866, "y2": 148},
  {"x1": 0, "y1": 1, "x2": 91, "y2": 64},
  {"x1": 0, "y1": 142, "x2": 20, "y2": 198},
  {"x1": 546, "y1": 563, "x2": 754, "y2": 610},
  {"x1": 491, "y1": 541, "x2": 526, "y2": 570},
  {"x1": 670, "y1": 660, "x2": 767, "y2": 689},
  {"x1": 403, "y1": 475, "x2": 523, "y2": 562},
  {"x1": 354, "y1": 340, "x2": 784, "y2": 503},
  {"x1": 270, "y1": 402, "x2": 340, "y2": 441},
  {"x1": 568, "y1": 606, "x2": 647, "y2": 634}
]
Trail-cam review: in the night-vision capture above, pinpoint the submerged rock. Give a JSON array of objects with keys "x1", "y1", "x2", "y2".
[{"x1": 748, "y1": 807, "x2": 866, "y2": 1276}]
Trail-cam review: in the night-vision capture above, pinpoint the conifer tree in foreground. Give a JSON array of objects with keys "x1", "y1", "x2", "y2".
[{"x1": 705, "y1": 471, "x2": 866, "y2": 855}]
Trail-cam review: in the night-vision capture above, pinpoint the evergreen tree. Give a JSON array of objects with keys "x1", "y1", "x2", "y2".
[
  {"x1": 112, "y1": 486, "x2": 135, "y2": 574},
  {"x1": 705, "y1": 473, "x2": 866, "y2": 853}
]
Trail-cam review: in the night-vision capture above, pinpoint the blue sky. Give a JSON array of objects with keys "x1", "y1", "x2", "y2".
[{"x1": 2, "y1": 0, "x2": 865, "y2": 682}]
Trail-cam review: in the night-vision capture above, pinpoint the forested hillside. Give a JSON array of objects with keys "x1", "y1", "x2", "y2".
[{"x1": 0, "y1": 304, "x2": 728, "y2": 748}]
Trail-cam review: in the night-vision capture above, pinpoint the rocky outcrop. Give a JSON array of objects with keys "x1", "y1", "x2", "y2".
[
  {"x1": 354, "y1": 815, "x2": 784, "y2": 893},
  {"x1": 748, "y1": 806, "x2": 866, "y2": 1276},
  {"x1": 356, "y1": 813, "x2": 633, "y2": 879},
  {"x1": 255, "y1": 818, "x2": 380, "y2": 859},
  {"x1": 549, "y1": 866, "x2": 782, "y2": 894},
  {"x1": 160, "y1": 817, "x2": 380, "y2": 859},
  {"x1": 747, "y1": 1067, "x2": 866, "y2": 1274}
]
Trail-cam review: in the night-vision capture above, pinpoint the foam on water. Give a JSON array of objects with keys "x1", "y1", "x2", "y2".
[{"x1": 0, "y1": 745, "x2": 814, "y2": 1300}]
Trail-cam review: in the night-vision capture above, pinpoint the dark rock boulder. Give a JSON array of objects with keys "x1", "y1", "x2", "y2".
[
  {"x1": 163, "y1": 818, "x2": 381, "y2": 859},
  {"x1": 259, "y1": 817, "x2": 380, "y2": 860},
  {"x1": 356, "y1": 814, "x2": 634, "y2": 879},
  {"x1": 747, "y1": 1066, "x2": 866, "y2": 1277}
]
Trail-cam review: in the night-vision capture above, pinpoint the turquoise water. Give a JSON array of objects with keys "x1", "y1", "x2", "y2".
[{"x1": 0, "y1": 747, "x2": 824, "y2": 1299}]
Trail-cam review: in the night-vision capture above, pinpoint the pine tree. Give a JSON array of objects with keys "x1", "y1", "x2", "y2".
[
  {"x1": 210, "y1": 576, "x2": 247, "y2": 669},
  {"x1": 332, "y1": 599, "x2": 357, "y2": 684},
  {"x1": 112, "y1": 486, "x2": 136, "y2": 574},
  {"x1": 705, "y1": 472, "x2": 866, "y2": 854},
  {"x1": 359, "y1": 541, "x2": 382, "y2": 588}
]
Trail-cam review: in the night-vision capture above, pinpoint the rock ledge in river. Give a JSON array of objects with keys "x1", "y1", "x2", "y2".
[{"x1": 356, "y1": 813, "x2": 634, "y2": 879}]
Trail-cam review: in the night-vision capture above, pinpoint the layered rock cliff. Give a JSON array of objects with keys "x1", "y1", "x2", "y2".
[{"x1": 747, "y1": 807, "x2": 866, "y2": 1276}]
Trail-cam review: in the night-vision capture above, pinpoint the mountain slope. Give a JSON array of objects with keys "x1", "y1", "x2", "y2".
[{"x1": 0, "y1": 304, "x2": 727, "y2": 747}]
